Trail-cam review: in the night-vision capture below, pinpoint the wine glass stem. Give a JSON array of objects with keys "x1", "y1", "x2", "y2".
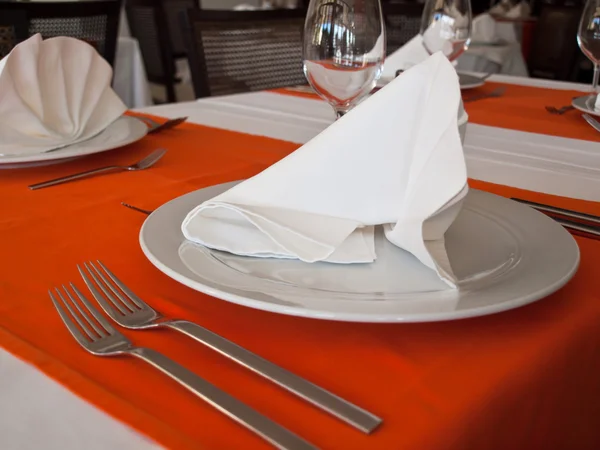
[
  {"x1": 593, "y1": 64, "x2": 600, "y2": 94},
  {"x1": 335, "y1": 108, "x2": 349, "y2": 120}
]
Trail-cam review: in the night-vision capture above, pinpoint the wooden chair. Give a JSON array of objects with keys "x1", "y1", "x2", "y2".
[
  {"x1": 182, "y1": 8, "x2": 307, "y2": 98},
  {"x1": 0, "y1": 0, "x2": 121, "y2": 66},
  {"x1": 125, "y1": 0, "x2": 199, "y2": 103},
  {"x1": 382, "y1": 1, "x2": 424, "y2": 54},
  {"x1": 0, "y1": 11, "x2": 27, "y2": 59}
]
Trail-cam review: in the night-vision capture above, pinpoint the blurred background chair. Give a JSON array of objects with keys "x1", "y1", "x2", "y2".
[
  {"x1": 0, "y1": 11, "x2": 27, "y2": 59},
  {"x1": 125, "y1": 0, "x2": 199, "y2": 103},
  {"x1": 182, "y1": 7, "x2": 307, "y2": 98},
  {"x1": 0, "y1": 0, "x2": 121, "y2": 66},
  {"x1": 527, "y1": 0, "x2": 583, "y2": 81},
  {"x1": 381, "y1": 0, "x2": 424, "y2": 54}
]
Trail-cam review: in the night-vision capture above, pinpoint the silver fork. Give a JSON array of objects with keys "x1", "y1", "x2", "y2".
[
  {"x1": 79, "y1": 260, "x2": 382, "y2": 434},
  {"x1": 49, "y1": 283, "x2": 315, "y2": 450},
  {"x1": 137, "y1": 116, "x2": 188, "y2": 134},
  {"x1": 29, "y1": 148, "x2": 167, "y2": 190}
]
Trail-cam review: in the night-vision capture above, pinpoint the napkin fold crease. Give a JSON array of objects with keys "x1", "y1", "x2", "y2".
[{"x1": 182, "y1": 52, "x2": 468, "y2": 287}]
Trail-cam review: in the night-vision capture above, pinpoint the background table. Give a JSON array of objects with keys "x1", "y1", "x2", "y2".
[{"x1": 0, "y1": 73, "x2": 598, "y2": 449}]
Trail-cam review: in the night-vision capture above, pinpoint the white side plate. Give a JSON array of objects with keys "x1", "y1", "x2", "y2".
[
  {"x1": 572, "y1": 94, "x2": 600, "y2": 117},
  {"x1": 140, "y1": 182, "x2": 580, "y2": 323},
  {"x1": 0, "y1": 116, "x2": 147, "y2": 169}
]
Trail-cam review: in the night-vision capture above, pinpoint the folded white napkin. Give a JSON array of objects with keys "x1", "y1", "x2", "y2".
[
  {"x1": 472, "y1": 14, "x2": 498, "y2": 43},
  {"x1": 182, "y1": 52, "x2": 468, "y2": 287},
  {"x1": 381, "y1": 35, "x2": 429, "y2": 79},
  {"x1": 0, "y1": 34, "x2": 126, "y2": 155},
  {"x1": 595, "y1": 94, "x2": 600, "y2": 110},
  {"x1": 504, "y1": 2, "x2": 531, "y2": 19},
  {"x1": 489, "y1": 0, "x2": 511, "y2": 16}
]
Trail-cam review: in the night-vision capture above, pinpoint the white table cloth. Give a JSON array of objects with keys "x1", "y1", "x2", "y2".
[{"x1": 1, "y1": 74, "x2": 599, "y2": 449}]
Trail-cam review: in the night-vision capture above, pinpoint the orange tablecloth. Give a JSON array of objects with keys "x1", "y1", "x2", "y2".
[
  {"x1": 0, "y1": 121, "x2": 599, "y2": 449},
  {"x1": 277, "y1": 82, "x2": 600, "y2": 142}
]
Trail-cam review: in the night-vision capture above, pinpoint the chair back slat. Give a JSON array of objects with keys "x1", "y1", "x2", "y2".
[{"x1": 182, "y1": 8, "x2": 307, "y2": 98}]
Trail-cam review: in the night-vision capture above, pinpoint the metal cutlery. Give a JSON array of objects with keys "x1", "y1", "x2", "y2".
[
  {"x1": 545, "y1": 105, "x2": 575, "y2": 115},
  {"x1": 463, "y1": 86, "x2": 506, "y2": 103},
  {"x1": 29, "y1": 149, "x2": 167, "y2": 190},
  {"x1": 582, "y1": 113, "x2": 600, "y2": 133},
  {"x1": 50, "y1": 283, "x2": 315, "y2": 450},
  {"x1": 121, "y1": 202, "x2": 153, "y2": 215},
  {"x1": 552, "y1": 217, "x2": 600, "y2": 239},
  {"x1": 545, "y1": 96, "x2": 587, "y2": 115},
  {"x1": 512, "y1": 197, "x2": 600, "y2": 239},
  {"x1": 512, "y1": 198, "x2": 600, "y2": 225},
  {"x1": 78, "y1": 260, "x2": 383, "y2": 434},
  {"x1": 138, "y1": 116, "x2": 188, "y2": 134}
]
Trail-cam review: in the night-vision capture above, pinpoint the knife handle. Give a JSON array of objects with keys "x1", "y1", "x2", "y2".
[
  {"x1": 129, "y1": 347, "x2": 315, "y2": 450},
  {"x1": 166, "y1": 320, "x2": 382, "y2": 434}
]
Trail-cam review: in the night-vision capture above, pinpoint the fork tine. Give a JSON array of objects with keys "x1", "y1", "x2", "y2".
[
  {"x1": 52, "y1": 288, "x2": 96, "y2": 341},
  {"x1": 79, "y1": 263, "x2": 130, "y2": 316},
  {"x1": 49, "y1": 289, "x2": 91, "y2": 347},
  {"x1": 89, "y1": 261, "x2": 140, "y2": 312},
  {"x1": 63, "y1": 284, "x2": 107, "y2": 339},
  {"x1": 96, "y1": 260, "x2": 146, "y2": 310},
  {"x1": 70, "y1": 283, "x2": 117, "y2": 335}
]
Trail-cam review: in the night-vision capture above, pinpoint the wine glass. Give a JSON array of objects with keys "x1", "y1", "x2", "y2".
[
  {"x1": 420, "y1": 0, "x2": 472, "y2": 62},
  {"x1": 577, "y1": 0, "x2": 600, "y2": 97},
  {"x1": 303, "y1": 0, "x2": 386, "y2": 119}
]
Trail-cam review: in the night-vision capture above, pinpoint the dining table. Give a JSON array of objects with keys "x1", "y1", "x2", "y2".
[{"x1": 0, "y1": 72, "x2": 599, "y2": 450}]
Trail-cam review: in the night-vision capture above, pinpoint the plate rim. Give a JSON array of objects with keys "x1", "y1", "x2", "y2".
[
  {"x1": 572, "y1": 94, "x2": 600, "y2": 117},
  {"x1": 139, "y1": 183, "x2": 580, "y2": 323},
  {"x1": 0, "y1": 115, "x2": 147, "y2": 165}
]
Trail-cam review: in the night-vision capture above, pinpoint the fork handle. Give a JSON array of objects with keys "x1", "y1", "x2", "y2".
[
  {"x1": 29, "y1": 166, "x2": 121, "y2": 190},
  {"x1": 129, "y1": 347, "x2": 315, "y2": 450},
  {"x1": 166, "y1": 320, "x2": 382, "y2": 433}
]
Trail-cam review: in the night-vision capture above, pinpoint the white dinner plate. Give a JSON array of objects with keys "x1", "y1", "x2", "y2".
[
  {"x1": 0, "y1": 116, "x2": 147, "y2": 169},
  {"x1": 572, "y1": 94, "x2": 600, "y2": 117},
  {"x1": 140, "y1": 182, "x2": 580, "y2": 323}
]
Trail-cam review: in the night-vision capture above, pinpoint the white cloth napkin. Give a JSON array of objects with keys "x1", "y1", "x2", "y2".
[
  {"x1": 381, "y1": 35, "x2": 429, "y2": 79},
  {"x1": 504, "y1": 2, "x2": 531, "y2": 19},
  {"x1": 472, "y1": 14, "x2": 498, "y2": 43},
  {"x1": 182, "y1": 52, "x2": 468, "y2": 287},
  {"x1": 490, "y1": 1, "x2": 531, "y2": 19},
  {"x1": 0, "y1": 34, "x2": 126, "y2": 155}
]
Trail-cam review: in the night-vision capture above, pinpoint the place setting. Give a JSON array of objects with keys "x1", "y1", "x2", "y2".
[
  {"x1": 0, "y1": 34, "x2": 186, "y2": 171},
  {"x1": 1, "y1": 0, "x2": 600, "y2": 449}
]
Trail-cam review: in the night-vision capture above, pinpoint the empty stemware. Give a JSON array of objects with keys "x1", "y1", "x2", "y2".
[
  {"x1": 303, "y1": 0, "x2": 386, "y2": 118},
  {"x1": 577, "y1": 0, "x2": 600, "y2": 97},
  {"x1": 420, "y1": 0, "x2": 473, "y2": 62}
]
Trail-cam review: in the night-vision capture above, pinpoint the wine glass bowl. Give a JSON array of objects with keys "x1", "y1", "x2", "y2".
[
  {"x1": 303, "y1": 0, "x2": 386, "y2": 118},
  {"x1": 420, "y1": 0, "x2": 472, "y2": 62},
  {"x1": 577, "y1": 0, "x2": 600, "y2": 95}
]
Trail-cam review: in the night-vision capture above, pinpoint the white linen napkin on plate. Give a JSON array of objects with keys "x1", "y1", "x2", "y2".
[
  {"x1": 182, "y1": 52, "x2": 468, "y2": 287},
  {"x1": 0, "y1": 34, "x2": 126, "y2": 156},
  {"x1": 472, "y1": 14, "x2": 498, "y2": 43}
]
